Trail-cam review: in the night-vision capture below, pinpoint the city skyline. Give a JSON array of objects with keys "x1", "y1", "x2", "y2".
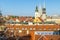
[{"x1": 0, "y1": 0, "x2": 60, "y2": 16}]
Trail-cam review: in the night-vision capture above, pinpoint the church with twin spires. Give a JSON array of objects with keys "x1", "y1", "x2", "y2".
[{"x1": 34, "y1": 0, "x2": 47, "y2": 22}]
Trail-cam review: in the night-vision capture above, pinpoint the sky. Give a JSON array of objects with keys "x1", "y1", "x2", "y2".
[{"x1": 0, "y1": 0, "x2": 60, "y2": 16}]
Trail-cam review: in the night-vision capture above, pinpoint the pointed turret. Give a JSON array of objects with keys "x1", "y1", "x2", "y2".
[
  {"x1": 43, "y1": 0, "x2": 46, "y2": 8},
  {"x1": 0, "y1": 11, "x2": 2, "y2": 16},
  {"x1": 35, "y1": 6, "x2": 39, "y2": 12},
  {"x1": 35, "y1": 6, "x2": 40, "y2": 18}
]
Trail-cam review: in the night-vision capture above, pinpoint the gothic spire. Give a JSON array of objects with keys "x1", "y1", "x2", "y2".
[
  {"x1": 43, "y1": 0, "x2": 46, "y2": 8},
  {"x1": 35, "y1": 6, "x2": 39, "y2": 12}
]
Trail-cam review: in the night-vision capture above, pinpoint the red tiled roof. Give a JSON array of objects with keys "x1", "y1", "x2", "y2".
[{"x1": 38, "y1": 17, "x2": 44, "y2": 22}]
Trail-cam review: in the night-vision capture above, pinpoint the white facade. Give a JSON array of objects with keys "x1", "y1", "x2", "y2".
[
  {"x1": 28, "y1": 22, "x2": 33, "y2": 25},
  {"x1": 35, "y1": 11, "x2": 40, "y2": 18},
  {"x1": 41, "y1": 14, "x2": 46, "y2": 20}
]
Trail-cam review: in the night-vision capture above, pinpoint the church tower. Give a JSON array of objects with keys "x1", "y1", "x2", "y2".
[
  {"x1": 39, "y1": 4, "x2": 43, "y2": 17},
  {"x1": 35, "y1": 6, "x2": 40, "y2": 18},
  {"x1": 0, "y1": 11, "x2": 2, "y2": 16},
  {"x1": 41, "y1": 0, "x2": 47, "y2": 21}
]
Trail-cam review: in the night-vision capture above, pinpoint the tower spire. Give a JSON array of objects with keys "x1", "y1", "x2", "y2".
[
  {"x1": 41, "y1": 0, "x2": 46, "y2": 21},
  {"x1": 0, "y1": 10, "x2": 2, "y2": 16},
  {"x1": 43, "y1": 0, "x2": 46, "y2": 8},
  {"x1": 35, "y1": 5, "x2": 38, "y2": 12}
]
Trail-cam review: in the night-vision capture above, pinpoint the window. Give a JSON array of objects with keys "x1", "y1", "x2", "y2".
[
  {"x1": 11, "y1": 30, "x2": 13, "y2": 32},
  {"x1": 22, "y1": 28, "x2": 24, "y2": 30},
  {"x1": 39, "y1": 29, "x2": 42, "y2": 30},
  {"x1": 25, "y1": 28, "x2": 27, "y2": 30},
  {"x1": 16, "y1": 28, "x2": 19, "y2": 30},
  {"x1": 30, "y1": 28, "x2": 32, "y2": 30},
  {"x1": 33, "y1": 28, "x2": 36, "y2": 30},
  {"x1": 44, "y1": 28, "x2": 46, "y2": 30},
  {"x1": 19, "y1": 30, "x2": 22, "y2": 33}
]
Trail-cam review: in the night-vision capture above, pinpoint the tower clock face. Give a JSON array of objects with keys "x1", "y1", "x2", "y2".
[{"x1": 43, "y1": 8, "x2": 46, "y2": 11}]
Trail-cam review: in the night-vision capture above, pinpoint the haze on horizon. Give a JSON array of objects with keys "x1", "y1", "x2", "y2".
[{"x1": 0, "y1": 0, "x2": 60, "y2": 16}]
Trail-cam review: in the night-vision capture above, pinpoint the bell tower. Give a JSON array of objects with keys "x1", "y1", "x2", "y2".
[
  {"x1": 41, "y1": 0, "x2": 47, "y2": 21},
  {"x1": 35, "y1": 6, "x2": 40, "y2": 18},
  {"x1": 0, "y1": 11, "x2": 2, "y2": 16}
]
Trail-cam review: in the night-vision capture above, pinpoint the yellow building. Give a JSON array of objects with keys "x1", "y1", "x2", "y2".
[{"x1": 34, "y1": 17, "x2": 42, "y2": 23}]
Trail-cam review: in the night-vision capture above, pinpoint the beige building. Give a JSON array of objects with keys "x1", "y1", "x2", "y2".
[{"x1": 46, "y1": 16, "x2": 60, "y2": 24}]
